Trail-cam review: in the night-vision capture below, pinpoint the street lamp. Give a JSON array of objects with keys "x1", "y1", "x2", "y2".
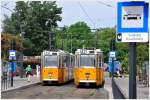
[
  {"x1": 45, "y1": 19, "x2": 52, "y2": 50},
  {"x1": 20, "y1": 31, "x2": 25, "y2": 78},
  {"x1": 71, "y1": 32, "x2": 72, "y2": 53},
  {"x1": 19, "y1": 20, "x2": 26, "y2": 78}
]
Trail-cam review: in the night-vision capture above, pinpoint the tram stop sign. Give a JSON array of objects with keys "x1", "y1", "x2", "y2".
[
  {"x1": 116, "y1": 1, "x2": 149, "y2": 42},
  {"x1": 9, "y1": 50, "x2": 16, "y2": 60}
]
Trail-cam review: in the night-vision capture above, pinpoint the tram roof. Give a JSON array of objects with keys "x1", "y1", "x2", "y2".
[
  {"x1": 75, "y1": 49, "x2": 103, "y2": 55},
  {"x1": 41, "y1": 49, "x2": 73, "y2": 56}
]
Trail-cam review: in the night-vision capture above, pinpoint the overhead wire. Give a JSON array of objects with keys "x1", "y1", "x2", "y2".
[
  {"x1": 96, "y1": 1, "x2": 115, "y2": 8},
  {"x1": 78, "y1": 1, "x2": 96, "y2": 29},
  {"x1": 1, "y1": 5, "x2": 13, "y2": 12}
]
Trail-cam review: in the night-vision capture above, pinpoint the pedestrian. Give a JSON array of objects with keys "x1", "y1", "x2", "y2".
[
  {"x1": 36, "y1": 65, "x2": 40, "y2": 77},
  {"x1": 122, "y1": 65, "x2": 126, "y2": 78},
  {"x1": 25, "y1": 65, "x2": 32, "y2": 82}
]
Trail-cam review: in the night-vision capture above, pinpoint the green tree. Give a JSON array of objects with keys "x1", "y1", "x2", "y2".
[
  {"x1": 2, "y1": 1, "x2": 62, "y2": 55},
  {"x1": 67, "y1": 21, "x2": 92, "y2": 52},
  {"x1": 55, "y1": 22, "x2": 92, "y2": 53},
  {"x1": 136, "y1": 43, "x2": 149, "y2": 71}
]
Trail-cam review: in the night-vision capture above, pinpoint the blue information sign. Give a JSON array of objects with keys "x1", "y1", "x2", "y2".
[
  {"x1": 116, "y1": 1, "x2": 149, "y2": 42},
  {"x1": 117, "y1": 1, "x2": 149, "y2": 33}
]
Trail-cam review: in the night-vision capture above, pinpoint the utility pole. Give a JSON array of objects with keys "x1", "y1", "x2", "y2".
[
  {"x1": 71, "y1": 32, "x2": 72, "y2": 53},
  {"x1": 95, "y1": 31, "x2": 98, "y2": 48},
  {"x1": 61, "y1": 31, "x2": 64, "y2": 50},
  {"x1": 20, "y1": 24, "x2": 25, "y2": 78},
  {"x1": 45, "y1": 19, "x2": 54, "y2": 50},
  {"x1": 10, "y1": 39, "x2": 16, "y2": 87},
  {"x1": 48, "y1": 31, "x2": 52, "y2": 50},
  {"x1": 129, "y1": 42, "x2": 137, "y2": 98}
]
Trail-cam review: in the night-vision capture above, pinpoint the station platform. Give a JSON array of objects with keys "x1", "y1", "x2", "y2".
[
  {"x1": 1, "y1": 75, "x2": 40, "y2": 92},
  {"x1": 114, "y1": 77, "x2": 149, "y2": 99}
]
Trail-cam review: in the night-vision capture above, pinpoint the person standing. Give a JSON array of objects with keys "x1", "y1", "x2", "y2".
[
  {"x1": 36, "y1": 65, "x2": 40, "y2": 77},
  {"x1": 25, "y1": 65, "x2": 32, "y2": 82}
]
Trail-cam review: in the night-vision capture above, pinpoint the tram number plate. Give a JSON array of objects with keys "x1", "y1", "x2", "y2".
[{"x1": 85, "y1": 73, "x2": 90, "y2": 80}]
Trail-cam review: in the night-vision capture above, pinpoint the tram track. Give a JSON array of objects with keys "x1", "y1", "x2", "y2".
[{"x1": 2, "y1": 80, "x2": 110, "y2": 99}]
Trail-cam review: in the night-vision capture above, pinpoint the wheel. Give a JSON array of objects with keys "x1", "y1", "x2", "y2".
[
  {"x1": 76, "y1": 85, "x2": 80, "y2": 88},
  {"x1": 42, "y1": 81, "x2": 47, "y2": 86}
]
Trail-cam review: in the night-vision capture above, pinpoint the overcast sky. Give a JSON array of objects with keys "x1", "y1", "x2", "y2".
[{"x1": 0, "y1": 0, "x2": 149, "y2": 32}]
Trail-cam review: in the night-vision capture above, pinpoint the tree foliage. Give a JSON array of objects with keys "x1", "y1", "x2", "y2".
[
  {"x1": 2, "y1": 1, "x2": 62, "y2": 55},
  {"x1": 55, "y1": 22, "x2": 93, "y2": 53},
  {"x1": 1, "y1": 33, "x2": 22, "y2": 60}
]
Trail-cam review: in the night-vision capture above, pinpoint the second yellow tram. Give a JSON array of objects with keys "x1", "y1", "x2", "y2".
[{"x1": 74, "y1": 48, "x2": 105, "y2": 87}]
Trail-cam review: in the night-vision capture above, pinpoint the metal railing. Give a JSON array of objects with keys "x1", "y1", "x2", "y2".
[{"x1": 1, "y1": 61, "x2": 11, "y2": 91}]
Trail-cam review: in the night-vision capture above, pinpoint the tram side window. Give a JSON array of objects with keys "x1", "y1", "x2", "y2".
[
  {"x1": 66, "y1": 55, "x2": 70, "y2": 68},
  {"x1": 75, "y1": 55, "x2": 79, "y2": 67},
  {"x1": 59, "y1": 55, "x2": 62, "y2": 67},
  {"x1": 70, "y1": 56, "x2": 73, "y2": 68},
  {"x1": 99, "y1": 56, "x2": 102, "y2": 68},
  {"x1": 72, "y1": 56, "x2": 75, "y2": 68},
  {"x1": 75, "y1": 55, "x2": 77, "y2": 67},
  {"x1": 62, "y1": 56, "x2": 65, "y2": 68},
  {"x1": 96, "y1": 55, "x2": 99, "y2": 67},
  {"x1": 99, "y1": 56, "x2": 101, "y2": 68},
  {"x1": 63, "y1": 56, "x2": 67, "y2": 68}
]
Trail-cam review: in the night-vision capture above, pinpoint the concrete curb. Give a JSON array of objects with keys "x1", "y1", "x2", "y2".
[
  {"x1": 112, "y1": 78, "x2": 128, "y2": 99},
  {"x1": 113, "y1": 79, "x2": 128, "y2": 99},
  {"x1": 1, "y1": 82, "x2": 41, "y2": 93}
]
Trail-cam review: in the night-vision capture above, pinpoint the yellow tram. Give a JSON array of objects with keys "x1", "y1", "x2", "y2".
[
  {"x1": 74, "y1": 48, "x2": 105, "y2": 87},
  {"x1": 41, "y1": 50, "x2": 74, "y2": 84}
]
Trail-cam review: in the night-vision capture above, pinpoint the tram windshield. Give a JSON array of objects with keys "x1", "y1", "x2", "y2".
[
  {"x1": 80, "y1": 55, "x2": 95, "y2": 67},
  {"x1": 44, "y1": 55, "x2": 58, "y2": 67}
]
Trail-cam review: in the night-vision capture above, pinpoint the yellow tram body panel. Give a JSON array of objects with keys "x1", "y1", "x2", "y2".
[
  {"x1": 41, "y1": 67, "x2": 68, "y2": 83},
  {"x1": 42, "y1": 67, "x2": 59, "y2": 81},
  {"x1": 74, "y1": 67, "x2": 104, "y2": 86}
]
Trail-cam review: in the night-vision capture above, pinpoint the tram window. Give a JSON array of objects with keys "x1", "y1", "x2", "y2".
[
  {"x1": 99, "y1": 56, "x2": 102, "y2": 67},
  {"x1": 96, "y1": 55, "x2": 99, "y2": 67},
  {"x1": 59, "y1": 55, "x2": 62, "y2": 67},
  {"x1": 44, "y1": 56, "x2": 58, "y2": 67},
  {"x1": 72, "y1": 57, "x2": 75, "y2": 68},
  {"x1": 70, "y1": 56, "x2": 74, "y2": 68},
  {"x1": 66, "y1": 56, "x2": 70, "y2": 68},
  {"x1": 75, "y1": 55, "x2": 80, "y2": 67},
  {"x1": 80, "y1": 55, "x2": 95, "y2": 67},
  {"x1": 62, "y1": 56, "x2": 67, "y2": 68}
]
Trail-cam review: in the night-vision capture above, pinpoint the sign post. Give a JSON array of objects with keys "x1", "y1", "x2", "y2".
[
  {"x1": 117, "y1": 1, "x2": 149, "y2": 99},
  {"x1": 9, "y1": 50, "x2": 16, "y2": 87},
  {"x1": 129, "y1": 42, "x2": 136, "y2": 98},
  {"x1": 9, "y1": 40, "x2": 16, "y2": 87}
]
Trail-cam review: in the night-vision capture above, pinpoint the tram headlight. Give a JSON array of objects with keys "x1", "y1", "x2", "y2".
[{"x1": 48, "y1": 73, "x2": 52, "y2": 77}]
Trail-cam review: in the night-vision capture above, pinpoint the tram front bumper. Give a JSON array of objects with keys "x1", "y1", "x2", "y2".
[
  {"x1": 79, "y1": 80, "x2": 96, "y2": 83},
  {"x1": 43, "y1": 79, "x2": 58, "y2": 81}
]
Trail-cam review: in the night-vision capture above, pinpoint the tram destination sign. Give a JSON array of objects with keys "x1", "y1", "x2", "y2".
[{"x1": 116, "y1": 1, "x2": 149, "y2": 42}]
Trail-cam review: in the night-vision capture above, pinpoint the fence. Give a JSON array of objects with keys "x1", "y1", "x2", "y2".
[
  {"x1": 1, "y1": 61, "x2": 11, "y2": 91},
  {"x1": 1, "y1": 60, "x2": 26, "y2": 91}
]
